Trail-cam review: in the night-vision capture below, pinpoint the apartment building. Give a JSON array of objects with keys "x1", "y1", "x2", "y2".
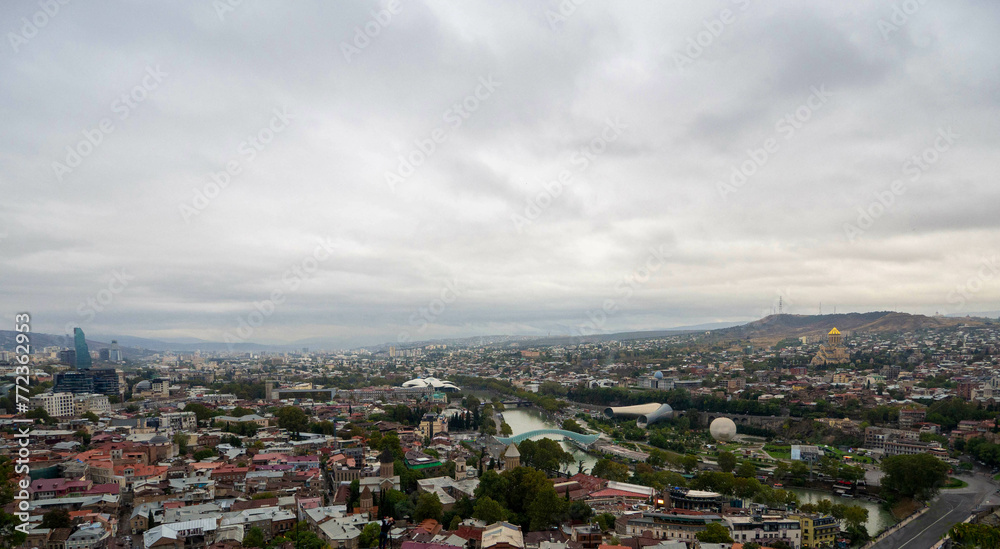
[{"x1": 29, "y1": 392, "x2": 75, "y2": 417}]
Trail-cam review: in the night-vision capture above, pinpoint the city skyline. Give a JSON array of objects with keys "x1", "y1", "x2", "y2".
[{"x1": 2, "y1": 1, "x2": 999, "y2": 347}]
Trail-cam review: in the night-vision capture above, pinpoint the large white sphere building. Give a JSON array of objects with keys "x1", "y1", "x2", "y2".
[{"x1": 709, "y1": 417, "x2": 737, "y2": 442}]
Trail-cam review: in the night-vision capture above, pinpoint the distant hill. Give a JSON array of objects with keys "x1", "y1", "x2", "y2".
[
  {"x1": 0, "y1": 331, "x2": 269, "y2": 356},
  {"x1": 706, "y1": 311, "x2": 991, "y2": 345},
  {"x1": 2, "y1": 312, "x2": 988, "y2": 356},
  {"x1": 0, "y1": 330, "x2": 153, "y2": 360}
]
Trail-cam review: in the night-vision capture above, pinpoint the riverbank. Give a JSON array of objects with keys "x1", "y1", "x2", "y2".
[{"x1": 789, "y1": 487, "x2": 896, "y2": 536}]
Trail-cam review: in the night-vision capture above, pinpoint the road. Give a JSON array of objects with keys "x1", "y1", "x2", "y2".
[{"x1": 870, "y1": 473, "x2": 998, "y2": 549}]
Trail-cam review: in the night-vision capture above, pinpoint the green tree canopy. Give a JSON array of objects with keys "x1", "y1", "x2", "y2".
[
  {"x1": 359, "y1": 522, "x2": 380, "y2": 548},
  {"x1": 881, "y1": 453, "x2": 949, "y2": 501},
  {"x1": 243, "y1": 526, "x2": 265, "y2": 548},
  {"x1": 527, "y1": 485, "x2": 568, "y2": 531},
  {"x1": 736, "y1": 460, "x2": 757, "y2": 478},
  {"x1": 40, "y1": 509, "x2": 71, "y2": 529},
  {"x1": 592, "y1": 458, "x2": 630, "y2": 482},
  {"x1": 696, "y1": 523, "x2": 733, "y2": 543},
  {"x1": 950, "y1": 523, "x2": 1000, "y2": 549},
  {"x1": 414, "y1": 492, "x2": 443, "y2": 522},
  {"x1": 472, "y1": 496, "x2": 506, "y2": 524},
  {"x1": 275, "y1": 406, "x2": 309, "y2": 436},
  {"x1": 717, "y1": 451, "x2": 737, "y2": 473},
  {"x1": 518, "y1": 439, "x2": 573, "y2": 473}
]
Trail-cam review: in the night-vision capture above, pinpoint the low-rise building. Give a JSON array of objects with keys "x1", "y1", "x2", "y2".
[
  {"x1": 482, "y1": 522, "x2": 524, "y2": 549},
  {"x1": 616, "y1": 512, "x2": 724, "y2": 543},
  {"x1": 792, "y1": 514, "x2": 838, "y2": 548},
  {"x1": 724, "y1": 515, "x2": 802, "y2": 549}
]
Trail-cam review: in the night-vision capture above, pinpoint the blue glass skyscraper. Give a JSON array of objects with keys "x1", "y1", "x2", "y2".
[{"x1": 74, "y1": 327, "x2": 92, "y2": 370}]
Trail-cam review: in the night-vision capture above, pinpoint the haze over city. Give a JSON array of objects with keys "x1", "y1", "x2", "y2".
[{"x1": 2, "y1": 1, "x2": 999, "y2": 348}]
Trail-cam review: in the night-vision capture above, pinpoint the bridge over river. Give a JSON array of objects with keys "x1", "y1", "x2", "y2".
[{"x1": 496, "y1": 429, "x2": 600, "y2": 446}]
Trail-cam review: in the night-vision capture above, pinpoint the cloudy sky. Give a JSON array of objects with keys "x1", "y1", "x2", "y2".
[{"x1": 2, "y1": 1, "x2": 998, "y2": 348}]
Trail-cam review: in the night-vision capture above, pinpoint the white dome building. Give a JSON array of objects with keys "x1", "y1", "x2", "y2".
[
  {"x1": 401, "y1": 377, "x2": 460, "y2": 392},
  {"x1": 709, "y1": 417, "x2": 737, "y2": 442}
]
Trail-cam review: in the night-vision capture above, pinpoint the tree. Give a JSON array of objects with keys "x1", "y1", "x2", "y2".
[
  {"x1": 449, "y1": 515, "x2": 462, "y2": 530},
  {"x1": 359, "y1": 522, "x2": 380, "y2": 548},
  {"x1": 475, "y1": 470, "x2": 510, "y2": 504},
  {"x1": 276, "y1": 406, "x2": 309, "y2": 437},
  {"x1": 193, "y1": 448, "x2": 215, "y2": 460},
  {"x1": 568, "y1": 500, "x2": 593, "y2": 522},
  {"x1": 527, "y1": 485, "x2": 567, "y2": 531},
  {"x1": 414, "y1": 492, "x2": 443, "y2": 522},
  {"x1": 183, "y1": 402, "x2": 218, "y2": 424},
  {"x1": 74, "y1": 430, "x2": 91, "y2": 445},
  {"x1": 735, "y1": 460, "x2": 757, "y2": 479},
  {"x1": 774, "y1": 461, "x2": 789, "y2": 479},
  {"x1": 696, "y1": 522, "x2": 733, "y2": 543},
  {"x1": 243, "y1": 526, "x2": 265, "y2": 548},
  {"x1": 25, "y1": 407, "x2": 55, "y2": 425},
  {"x1": 82, "y1": 411, "x2": 100, "y2": 423},
  {"x1": 173, "y1": 432, "x2": 189, "y2": 454},
  {"x1": 595, "y1": 513, "x2": 617, "y2": 532},
  {"x1": 682, "y1": 454, "x2": 700, "y2": 473},
  {"x1": 592, "y1": 459, "x2": 630, "y2": 482},
  {"x1": 519, "y1": 439, "x2": 572, "y2": 473},
  {"x1": 949, "y1": 523, "x2": 1000, "y2": 548},
  {"x1": 842, "y1": 505, "x2": 869, "y2": 530},
  {"x1": 40, "y1": 509, "x2": 71, "y2": 529},
  {"x1": 500, "y1": 422, "x2": 513, "y2": 436},
  {"x1": 881, "y1": 453, "x2": 949, "y2": 501},
  {"x1": 789, "y1": 460, "x2": 809, "y2": 481},
  {"x1": 717, "y1": 451, "x2": 737, "y2": 473},
  {"x1": 472, "y1": 496, "x2": 506, "y2": 524},
  {"x1": 561, "y1": 419, "x2": 585, "y2": 434},
  {"x1": 347, "y1": 480, "x2": 361, "y2": 511},
  {"x1": 0, "y1": 511, "x2": 27, "y2": 549}
]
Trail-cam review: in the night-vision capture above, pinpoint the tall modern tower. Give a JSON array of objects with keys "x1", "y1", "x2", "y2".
[{"x1": 74, "y1": 327, "x2": 92, "y2": 370}]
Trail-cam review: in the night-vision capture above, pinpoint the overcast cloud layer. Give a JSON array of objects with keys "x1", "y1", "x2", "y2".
[{"x1": 1, "y1": 1, "x2": 999, "y2": 348}]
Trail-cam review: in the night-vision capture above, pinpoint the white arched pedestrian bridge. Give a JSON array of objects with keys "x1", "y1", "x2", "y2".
[{"x1": 497, "y1": 429, "x2": 601, "y2": 446}]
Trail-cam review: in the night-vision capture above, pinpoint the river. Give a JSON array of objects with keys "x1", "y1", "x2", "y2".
[
  {"x1": 788, "y1": 488, "x2": 896, "y2": 536},
  {"x1": 503, "y1": 409, "x2": 892, "y2": 535},
  {"x1": 501, "y1": 408, "x2": 599, "y2": 474}
]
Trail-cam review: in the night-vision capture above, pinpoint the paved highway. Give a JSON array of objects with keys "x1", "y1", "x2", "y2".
[{"x1": 871, "y1": 472, "x2": 998, "y2": 549}]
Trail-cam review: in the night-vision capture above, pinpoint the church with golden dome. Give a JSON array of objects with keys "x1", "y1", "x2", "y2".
[{"x1": 810, "y1": 327, "x2": 850, "y2": 366}]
